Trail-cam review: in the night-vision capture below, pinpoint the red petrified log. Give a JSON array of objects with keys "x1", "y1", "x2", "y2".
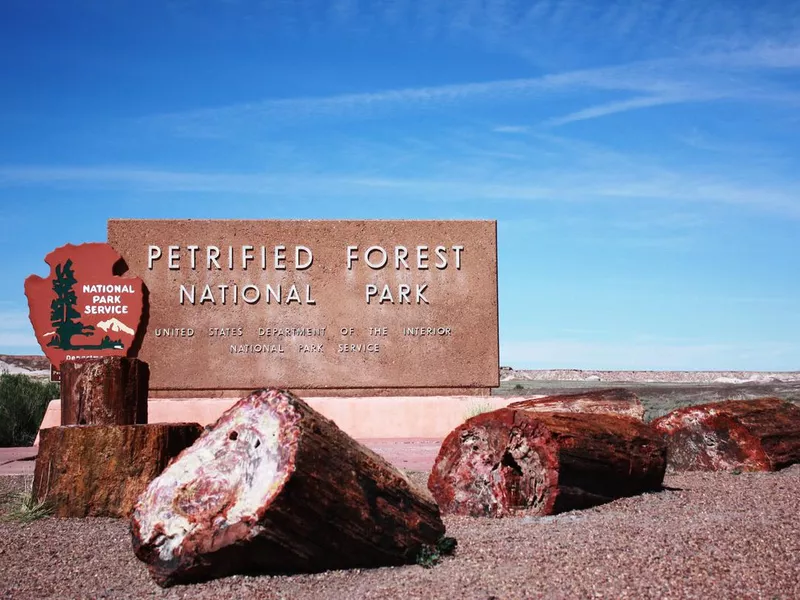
[
  {"x1": 60, "y1": 357, "x2": 148, "y2": 426},
  {"x1": 131, "y1": 389, "x2": 446, "y2": 587},
  {"x1": 508, "y1": 388, "x2": 644, "y2": 420},
  {"x1": 652, "y1": 398, "x2": 800, "y2": 472},
  {"x1": 428, "y1": 409, "x2": 666, "y2": 517},
  {"x1": 33, "y1": 423, "x2": 203, "y2": 518}
]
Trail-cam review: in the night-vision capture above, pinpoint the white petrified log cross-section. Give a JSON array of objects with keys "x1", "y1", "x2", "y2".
[
  {"x1": 135, "y1": 405, "x2": 287, "y2": 562},
  {"x1": 131, "y1": 388, "x2": 446, "y2": 587}
]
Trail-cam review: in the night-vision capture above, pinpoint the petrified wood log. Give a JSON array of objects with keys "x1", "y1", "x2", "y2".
[
  {"x1": 33, "y1": 423, "x2": 202, "y2": 518},
  {"x1": 60, "y1": 357, "x2": 149, "y2": 426},
  {"x1": 508, "y1": 388, "x2": 644, "y2": 420},
  {"x1": 131, "y1": 388, "x2": 446, "y2": 587},
  {"x1": 652, "y1": 397, "x2": 800, "y2": 472},
  {"x1": 428, "y1": 409, "x2": 666, "y2": 517}
]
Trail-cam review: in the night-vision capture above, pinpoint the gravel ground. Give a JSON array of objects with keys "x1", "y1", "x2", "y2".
[{"x1": 1, "y1": 467, "x2": 799, "y2": 600}]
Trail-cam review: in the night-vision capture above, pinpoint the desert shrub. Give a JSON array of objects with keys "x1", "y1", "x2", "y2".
[
  {"x1": 0, "y1": 373, "x2": 59, "y2": 447},
  {"x1": 464, "y1": 402, "x2": 494, "y2": 421},
  {"x1": 416, "y1": 536, "x2": 457, "y2": 568},
  {"x1": 0, "y1": 476, "x2": 53, "y2": 523}
]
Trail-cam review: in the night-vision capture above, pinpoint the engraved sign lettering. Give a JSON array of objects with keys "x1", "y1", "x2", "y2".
[{"x1": 108, "y1": 220, "x2": 498, "y2": 394}]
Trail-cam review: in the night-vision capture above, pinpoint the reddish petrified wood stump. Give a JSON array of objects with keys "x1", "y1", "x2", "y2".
[
  {"x1": 60, "y1": 357, "x2": 148, "y2": 426},
  {"x1": 131, "y1": 389, "x2": 446, "y2": 587},
  {"x1": 652, "y1": 398, "x2": 800, "y2": 472},
  {"x1": 33, "y1": 423, "x2": 202, "y2": 518},
  {"x1": 428, "y1": 409, "x2": 666, "y2": 517},
  {"x1": 509, "y1": 388, "x2": 644, "y2": 420}
]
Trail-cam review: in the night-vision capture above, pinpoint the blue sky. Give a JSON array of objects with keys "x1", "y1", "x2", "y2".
[{"x1": 1, "y1": 0, "x2": 799, "y2": 370}]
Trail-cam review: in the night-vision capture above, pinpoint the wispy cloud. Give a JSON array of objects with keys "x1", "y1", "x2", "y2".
[
  {"x1": 607, "y1": 211, "x2": 707, "y2": 231},
  {"x1": 707, "y1": 43, "x2": 800, "y2": 69},
  {"x1": 543, "y1": 95, "x2": 693, "y2": 126},
  {"x1": 172, "y1": 1, "x2": 800, "y2": 65},
  {"x1": 675, "y1": 129, "x2": 781, "y2": 157},
  {"x1": 2, "y1": 161, "x2": 799, "y2": 217},
  {"x1": 498, "y1": 210, "x2": 707, "y2": 250},
  {"x1": 141, "y1": 42, "x2": 800, "y2": 135},
  {"x1": 493, "y1": 125, "x2": 530, "y2": 134},
  {"x1": 366, "y1": 1, "x2": 800, "y2": 72}
]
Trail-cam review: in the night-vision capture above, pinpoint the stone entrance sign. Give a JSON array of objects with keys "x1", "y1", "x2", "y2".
[{"x1": 108, "y1": 220, "x2": 498, "y2": 395}]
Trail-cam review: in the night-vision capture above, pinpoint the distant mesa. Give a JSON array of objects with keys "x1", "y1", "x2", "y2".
[{"x1": 97, "y1": 318, "x2": 136, "y2": 336}]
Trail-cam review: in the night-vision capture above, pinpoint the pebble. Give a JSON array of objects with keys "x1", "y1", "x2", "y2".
[{"x1": 1, "y1": 470, "x2": 799, "y2": 599}]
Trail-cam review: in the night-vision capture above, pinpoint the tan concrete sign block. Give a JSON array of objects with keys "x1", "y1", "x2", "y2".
[{"x1": 108, "y1": 220, "x2": 498, "y2": 394}]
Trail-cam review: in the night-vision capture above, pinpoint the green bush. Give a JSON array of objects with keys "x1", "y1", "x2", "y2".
[
  {"x1": 0, "y1": 373, "x2": 59, "y2": 447},
  {"x1": 416, "y1": 536, "x2": 457, "y2": 568}
]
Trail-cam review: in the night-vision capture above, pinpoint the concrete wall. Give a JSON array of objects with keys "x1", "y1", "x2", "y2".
[{"x1": 37, "y1": 394, "x2": 535, "y2": 442}]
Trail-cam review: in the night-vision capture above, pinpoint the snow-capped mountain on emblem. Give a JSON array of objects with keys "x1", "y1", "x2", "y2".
[
  {"x1": 97, "y1": 318, "x2": 137, "y2": 336},
  {"x1": 24, "y1": 243, "x2": 145, "y2": 367}
]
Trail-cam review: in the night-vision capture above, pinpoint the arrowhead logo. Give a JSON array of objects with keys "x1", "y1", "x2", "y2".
[{"x1": 25, "y1": 243, "x2": 145, "y2": 367}]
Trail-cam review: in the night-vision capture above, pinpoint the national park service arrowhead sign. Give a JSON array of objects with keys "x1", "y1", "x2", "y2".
[{"x1": 25, "y1": 243, "x2": 145, "y2": 367}]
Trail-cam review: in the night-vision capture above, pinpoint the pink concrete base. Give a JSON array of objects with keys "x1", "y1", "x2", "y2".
[
  {"x1": 36, "y1": 395, "x2": 533, "y2": 443},
  {"x1": 2, "y1": 439, "x2": 442, "y2": 477},
  {"x1": 0, "y1": 447, "x2": 38, "y2": 476},
  {"x1": 363, "y1": 438, "x2": 444, "y2": 472}
]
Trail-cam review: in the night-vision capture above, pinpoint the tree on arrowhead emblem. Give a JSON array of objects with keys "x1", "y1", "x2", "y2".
[
  {"x1": 48, "y1": 260, "x2": 95, "y2": 350},
  {"x1": 47, "y1": 259, "x2": 123, "y2": 350}
]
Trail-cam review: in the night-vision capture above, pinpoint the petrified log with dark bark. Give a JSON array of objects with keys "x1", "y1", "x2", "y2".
[
  {"x1": 652, "y1": 397, "x2": 800, "y2": 472},
  {"x1": 509, "y1": 388, "x2": 644, "y2": 420},
  {"x1": 33, "y1": 423, "x2": 202, "y2": 518},
  {"x1": 60, "y1": 357, "x2": 149, "y2": 426},
  {"x1": 428, "y1": 409, "x2": 666, "y2": 517},
  {"x1": 131, "y1": 388, "x2": 446, "y2": 587}
]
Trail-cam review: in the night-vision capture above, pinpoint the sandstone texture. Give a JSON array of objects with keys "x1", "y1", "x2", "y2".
[
  {"x1": 109, "y1": 219, "x2": 498, "y2": 395},
  {"x1": 652, "y1": 397, "x2": 800, "y2": 472},
  {"x1": 508, "y1": 388, "x2": 644, "y2": 420},
  {"x1": 60, "y1": 357, "x2": 149, "y2": 426},
  {"x1": 33, "y1": 423, "x2": 202, "y2": 518},
  {"x1": 429, "y1": 409, "x2": 666, "y2": 517},
  {"x1": 131, "y1": 388, "x2": 446, "y2": 587}
]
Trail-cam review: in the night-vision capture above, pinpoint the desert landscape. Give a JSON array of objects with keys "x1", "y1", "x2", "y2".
[
  {"x1": 1, "y1": 358, "x2": 799, "y2": 598},
  {"x1": 4, "y1": 0, "x2": 799, "y2": 596},
  {"x1": 496, "y1": 367, "x2": 800, "y2": 421},
  {"x1": 1, "y1": 467, "x2": 799, "y2": 599},
  {"x1": 0, "y1": 355, "x2": 50, "y2": 378}
]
